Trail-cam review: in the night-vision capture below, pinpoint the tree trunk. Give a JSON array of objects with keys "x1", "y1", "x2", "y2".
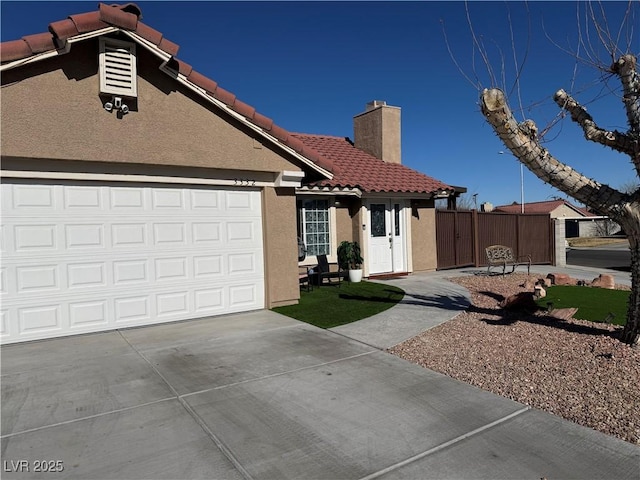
[
  {"x1": 620, "y1": 216, "x2": 640, "y2": 347},
  {"x1": 480, "y1": 87, "x2": 640, "y2": 349}
]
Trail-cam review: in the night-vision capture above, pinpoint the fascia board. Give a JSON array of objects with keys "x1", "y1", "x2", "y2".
[{"x1": 0, "y1": 27, "x2": 118, "y2": 72}]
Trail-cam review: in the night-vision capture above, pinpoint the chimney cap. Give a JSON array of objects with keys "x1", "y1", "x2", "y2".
[{"x1": 366, "y1": 100, "x2": 387, "y2": 111}]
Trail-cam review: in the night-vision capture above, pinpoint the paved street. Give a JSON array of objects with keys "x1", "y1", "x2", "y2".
[{"x1": 567, "y1": 246, "x2": 631, "y2": 271}]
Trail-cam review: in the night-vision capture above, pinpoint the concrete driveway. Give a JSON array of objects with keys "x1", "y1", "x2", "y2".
[{"x1": 1, "y1": 309, "x2": 638, "y2": 479}]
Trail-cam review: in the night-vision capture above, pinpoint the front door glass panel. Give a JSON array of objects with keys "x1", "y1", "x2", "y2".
[{"x1": 371, "y1": 204, "x2": 386, "y2": 237}]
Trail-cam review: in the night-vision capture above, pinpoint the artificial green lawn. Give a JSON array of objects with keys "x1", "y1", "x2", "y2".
[
  {"x1": 535, "y1": 286, "x2": 629, "y2": 325},
  {"x1": 273, "y1": 281, "x2": 405, "y2": 329}
]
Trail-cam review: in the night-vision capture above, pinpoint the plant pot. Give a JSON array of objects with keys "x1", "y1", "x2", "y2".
[{"x1": 348, "y1": 269, "x2": 363, "y2": 283}]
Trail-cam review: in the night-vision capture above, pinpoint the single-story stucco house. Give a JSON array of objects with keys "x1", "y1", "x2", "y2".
[{"x1": 0, "y1": 3, "x2": 463, "y2": 344}]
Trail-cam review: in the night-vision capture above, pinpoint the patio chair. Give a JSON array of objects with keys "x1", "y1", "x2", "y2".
[
  {"x1": 315, "y1": 254, "x2": 343, "y2": 287},
  {"x1": 299, "y1": 265, "x2": 313, "y2": 292}
]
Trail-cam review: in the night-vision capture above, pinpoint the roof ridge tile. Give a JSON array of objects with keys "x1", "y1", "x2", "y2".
[
  {"x1": 98, "y1": 2, "x2": 138, "y2": 30},
  {"x1": 48, "y1": 19, "x2": 79, "y2": 42},
  {"x1": 69, "y1": 12, "x2": 108, "y2": 33},
  {"x1": 22, "y1": 32, "x2": 56, "y2": 53}
]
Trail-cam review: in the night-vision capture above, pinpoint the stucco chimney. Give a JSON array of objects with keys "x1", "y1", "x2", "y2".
[{"x1": 353, "y1": 100, "x2": 401, "y2": 164}]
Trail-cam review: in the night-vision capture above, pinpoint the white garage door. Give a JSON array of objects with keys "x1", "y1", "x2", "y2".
[{"x1": 1, "y1": 181, "x2": 265, "y2": 344}]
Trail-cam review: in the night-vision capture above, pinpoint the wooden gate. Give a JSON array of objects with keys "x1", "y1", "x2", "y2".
[
  {"x1": 436, "y1": 210, "x2": 474, "y2": 269},
  {"x1": 436, "y1": 210, "x2": 554, "y2": 270}
]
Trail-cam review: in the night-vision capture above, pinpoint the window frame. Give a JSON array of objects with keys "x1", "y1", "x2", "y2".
[{"x1": 296, "y1": 196, "x2": 336, "y2": 264}]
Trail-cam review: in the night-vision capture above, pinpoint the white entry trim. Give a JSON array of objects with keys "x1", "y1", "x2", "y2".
[
  {"x1": 1, "y1": 170, "x2": 302, "y2": 188},
  {"x1": 365, "y1": 199, "x2": 408, "y2": 275}
]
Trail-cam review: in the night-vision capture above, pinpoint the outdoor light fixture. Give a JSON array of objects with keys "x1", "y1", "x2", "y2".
[{"x1": 104, "y1": 96, "x2": 130, "y2": 115}]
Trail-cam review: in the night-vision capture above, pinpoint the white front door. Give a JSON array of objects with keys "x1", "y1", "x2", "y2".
[{"x1": 368, "y1": 200, "x2": 406, "y2": 275}]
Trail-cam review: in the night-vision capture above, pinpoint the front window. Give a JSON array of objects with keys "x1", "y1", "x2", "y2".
[{"x1": 298, "y1": 199, "x2": 330, "y2": 256}]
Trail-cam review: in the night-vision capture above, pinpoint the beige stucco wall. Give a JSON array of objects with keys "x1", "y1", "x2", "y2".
[
  {"x1": 335, "y1": 197, "x2": 363, "y2": 246},
  {"x1": 353, "y1": 104, "x2": 401, "y2": 164},
  {"x1": 1, "y1": 38, "x2": 304, "y2": 310},
  {"x1": 411, "y1": 203, "x2": 438, "y2": 271},
  {"x1": 263, "y1": 187, "x2": 300, "y2": 308},
  {"x1": 1, "y1": 40, "x2": 299, "y2": 174},
  {"x1": 550, "y1": 205, "x2": 583, "y2": 219}
]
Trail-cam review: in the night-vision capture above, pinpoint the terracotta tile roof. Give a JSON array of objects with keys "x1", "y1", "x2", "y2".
[
  {"x1": 1, "y1": 3, "x2": 453, "y2": 196},
  {"x1": 494, "y1": 199, "x2": 596, "y2": 216},
  {"x1": 291, "y1": 134, "x2": 454, "y2": 195}
]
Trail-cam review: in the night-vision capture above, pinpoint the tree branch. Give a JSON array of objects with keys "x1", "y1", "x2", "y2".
[
  {"x1": 612, "y1": 54, "x2": 640, "y2": 134},
  {"x1": 481, "y1": 88, "x2": 629, "y2": 220},
  {"x1": 612, "y1": 54, "x2": 640, "y2": 176},
  {"x1": 553, "y1": 89, "x2": 637, "y2": 156}
]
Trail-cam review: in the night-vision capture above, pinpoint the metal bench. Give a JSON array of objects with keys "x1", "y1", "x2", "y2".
[{"x1": 485, "y1": 245, "x2": 531, "y2": 276}]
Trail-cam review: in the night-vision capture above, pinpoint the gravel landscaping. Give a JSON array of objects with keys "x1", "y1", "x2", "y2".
[{"x1": 388, "y1": 273, "x2": 640, "y2": 445}]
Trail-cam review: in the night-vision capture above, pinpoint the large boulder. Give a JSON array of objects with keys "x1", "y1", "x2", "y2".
[
  {"x1": 546, "y1": 273, "x2": 576, "y2": 286},
  {"x1": 591, "y1": 274, "x2": 615, "y2": 289},
  {"x1": 499, "y1": 292, "x2": 537, "y2": 311}
]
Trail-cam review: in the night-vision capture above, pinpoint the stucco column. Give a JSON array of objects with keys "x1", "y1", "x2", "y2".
[{"x1": 554, "y1": 218, "x2": 566, "y2": 266}]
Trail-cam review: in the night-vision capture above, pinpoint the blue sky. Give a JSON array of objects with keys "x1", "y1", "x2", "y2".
[{"x1": 2, "y1": 1, "x2": 637, "y2": 208}]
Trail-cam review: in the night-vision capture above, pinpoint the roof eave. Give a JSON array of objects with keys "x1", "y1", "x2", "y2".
[
  {"x1": 297, "y1": 186, "x2": 363, "y2": 198},
  {"x1": 0, "y1": 26, "x2": 119, "y2": 72}
]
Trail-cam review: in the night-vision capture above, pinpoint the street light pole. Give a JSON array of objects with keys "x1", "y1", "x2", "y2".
[
  {"x1": 499, "y1": 151, "x2": 525, "y2": 213},
  {"x1": 520, "y1": 163, "x2": 524, "y2": 213}
]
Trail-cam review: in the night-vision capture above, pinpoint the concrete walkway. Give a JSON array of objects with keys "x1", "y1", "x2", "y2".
[
  {"x1": 330, "y1": 276, "x2": 471, "y2": 349},
  {"x1": 1, "y1": 265, "x2": 638, "y2": 479}
]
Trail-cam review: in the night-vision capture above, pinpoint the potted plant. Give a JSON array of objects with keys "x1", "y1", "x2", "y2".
[{"x1": 337, "y1": 240, "x2": 364, "y2": 283}]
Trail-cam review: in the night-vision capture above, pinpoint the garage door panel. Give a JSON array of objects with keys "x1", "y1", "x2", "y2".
[
  {"x1": 69, "y1": 300, "x2": 108, "y2": 328},
  {"x1": 229, "y1": 283, "x2": 260, "y2": 308},
  {"x1": 18, "y1": 304, "x2": 64, "y2": 334},
  {"x1": 191, "y1": 190, "x2": 220, "y2": 209},
  {"x1": 1, "y1": 182, "x2": 265, "y2": 344},
  {"x1": 113, "y1": 259, "x2": 149, "y2": 284},
  {"x1": 194, "y1": 288, "x2": 224, "y2": 313},
  {"x1": 68, "y1": 262, "x2": 107, "y2": 289},
  {"x1": 64, "y1": 185, "x2": 102, "y2": 209},
  {"x1": 112, "y1": 222, "x2": 148, "y2": 248},
  {"x1": 110, "y1": 187, "x2": 147, "y2": 209},
  {"x1": 154, "y1": 257, "x2": 188, "y2": 282},
  {"x1": 152, "y1": 188, "x2": 186, "y2": 209},
  {"x1": 193, "y1": 222, "x2": 222, "y2": 243},
  {"x1": 115, "y1": 296, "x2": 150, "y2": 324},
  {"x1": 153, "y1": 222, "x2": 187, "y2": 246},
  {"x1": 14, "y1": 224, "x2": 57, "y2": 251},
  {"x1": 0, "y1": 310, "x2": 7, "y2": 336},
  {"x1": 16, "y1": 264, "x2": 60, "y2": 293}
]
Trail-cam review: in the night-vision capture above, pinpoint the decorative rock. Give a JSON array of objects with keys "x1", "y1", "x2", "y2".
[
  {"x1": 548, "y1": 307, "x2": 578, "y2": 321},
  {"x1": 534, "y1": 285, "x2": 546, "y2": 299},
  {"x1": 499, "y1": 292, "x2": 537, "y2": 310},
  {"x1": 547, "y1": 273, "x2": 575, "y2": 285},
  {"x1": 543, "y1": 278, "x2": 552, "y2": 287},
  {"x1": 591, "y1": 274, "x2": 615, "y2": 289}
]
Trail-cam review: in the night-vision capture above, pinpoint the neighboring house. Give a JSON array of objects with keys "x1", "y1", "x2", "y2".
[
  {"x1": 494, "y1": 199, "x2": 619, "y2": 237},
  {"x1": 0, "y1": 3, "x2": 461, "y2": 344}
]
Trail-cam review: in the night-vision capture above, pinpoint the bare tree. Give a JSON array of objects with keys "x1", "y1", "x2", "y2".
[
  {"x1": 475, "y1": 2, "x2": 639, "y2": 347},
  {"x1": 593, "y1": 218, "x2": 622, "y2": 237},
  {"x1": 436, "y1": 193, "x2": 477, "y2": 210}
]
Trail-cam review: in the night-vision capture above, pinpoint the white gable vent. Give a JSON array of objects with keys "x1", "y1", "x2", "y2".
[{"x1": 99, "y1": 37, "x2": 137, "y2": 97}]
